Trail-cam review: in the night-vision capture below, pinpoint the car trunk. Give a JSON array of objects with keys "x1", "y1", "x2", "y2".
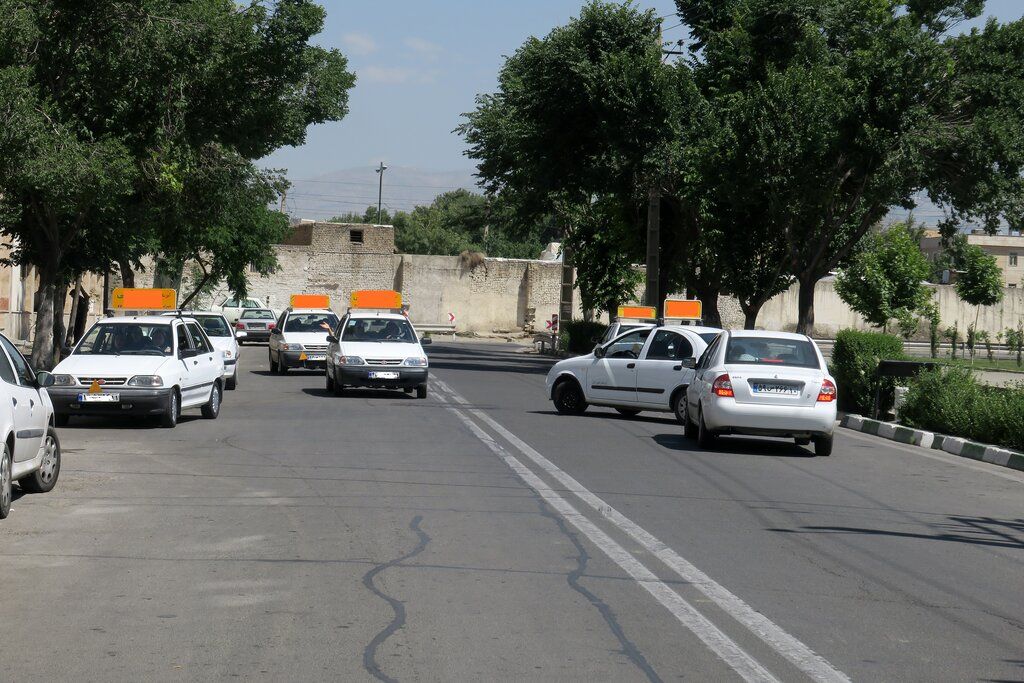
[{"x1": 725, "y1": 365, "x2": 824, "y2": 408}]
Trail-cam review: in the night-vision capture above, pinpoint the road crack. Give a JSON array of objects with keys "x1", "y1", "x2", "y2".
[{"x1": 362, "y1": 515, "x2": 431, "y2": 683}]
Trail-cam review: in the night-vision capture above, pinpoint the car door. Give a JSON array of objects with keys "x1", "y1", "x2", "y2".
[
  {"x1": 269, "y1": 312, "x2": 287, "y2": 359},
  {"x1": 174, "y1": 322, "x2": 202, "y2": 405},
  {"x1": 689, "y1": 334, "x2": 722, "y2": 411},
  {"x1": 587, "y1": 328, "x2": 652, "y2": 405},
  {"x1": 0, "y1": 336, "x2": 47, "y2": 462},
  {"x1": 185, "y1": 322, "x2": 220, "y2": 405},
  {"x1": 635, "y1": 330, "x2": 697, "y2": 408}
]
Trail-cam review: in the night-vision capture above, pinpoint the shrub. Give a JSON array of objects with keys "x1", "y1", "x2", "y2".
[
  {"x1": 901, "y1": 368, "x2": 1024, "y2": 451},
  {"x1": 560, "y1": 319, "x2": 607, "y2": 354},
  {"x1": 830, "y1": 329, "x2": 905, "y2": 414}
]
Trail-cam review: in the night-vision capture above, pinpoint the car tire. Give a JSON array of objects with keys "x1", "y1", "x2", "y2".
[
  {"x1": 697, "y1": 406, "x2": 715, "y2": 449},
  {"x1": 416, "y1": 384, "x2": 427, "y2": 399},
  {"x1": 682, "y1": 400, "x2": 697, "y2": 440},
  {"x1": 553, "y1": 379, "x2": 587, "y2": 415},
  {"x1": 19, "y1": 426, "x2": 60, "y2": 494},
  {"x1": 276, "y1": 354, "x2": 288, "y2": 375},
  {"x1": 814, "y1": 435, "x2": 833, "y2": 457},
  {"x1": 672, "y1": 390, "x2": 688, "y2": 425},
  {"x1": 226, "y1": 374, "x2": 237, "y2": 391},
  {"x1": 614, "y1": 408, "x2": 641, "y2": 417},
  {"x1": 333, "y1": 374, "x2": 344, "y2": 397},
  {"x1": 326, "y1": 369, "x2": 335, "y2": 391},
  {"x1": 161, "y1": 390, "x2": 180, "y2": 428},
  {"x1": 0, "y1": 442, "x2": 12, "y2": 519},
  {"x1": 54, "y1": 413, "x2": 70, "y2": 428},
  {"x1": 269, "y1": 350, "x2": 277, "y2": 373},
  {"x1": 201, "y1": 383, "x2": 222, "y2": 419}
]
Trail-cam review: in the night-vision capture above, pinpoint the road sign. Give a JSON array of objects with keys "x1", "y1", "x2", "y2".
[
  {"x1": 111, "y1": 288, "x2": 177, "y2": 310},
  {"x1": 291, "y1": 294, "x2": 331, "y2": 309},
  {"x1": 448, "y1": 312, "x2": 455, "y2": 323},
  {"x1": 546, "y1": 314, "x2": 559, "y2": 332}
]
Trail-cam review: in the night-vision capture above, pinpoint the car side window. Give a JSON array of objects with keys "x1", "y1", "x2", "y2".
[
  {"x1": 186, "y1": 323, "x2": 211, "y2": 353},
  {"x1": 697, "y1": 336, "x2": 720, "y2": 370},
  {"x1": 0, "y1": 335, "x2": 35, "y2": 385},
  {"x1": 646, "y1": 331, "x2": 693, "y2": 361},
  {"x1": 605, "y1": 329, "x2": 653, "y2": 359},
  {"x1": 222, "y1": 298, "x2": 238, "y2": 308},
  {"x1": 0, "y1": 342, "x2": 19, "y2": 385},
  {"x1": 176, "y1": 324, "x2": 192, "y2": 353},
  {"x1": 243, "y1": 299, "x2": 260, "y2": 309}
]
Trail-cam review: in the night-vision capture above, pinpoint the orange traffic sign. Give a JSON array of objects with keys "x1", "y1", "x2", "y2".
[
  {"x1": 290, "y1": 294, "x2": 331, "y2": 309},
  {"x1": 664, "y1": 299, "x2": 702, "y2": 320},
  {"x1": 350, "y1": 290, "x2": 402, "y2": 309},
  {"x1": 111, "y1": 288, "x2": 177, "y2": 310},
  {"x1": 617, "y1": 305, "x2": 657, "y2": 321}
]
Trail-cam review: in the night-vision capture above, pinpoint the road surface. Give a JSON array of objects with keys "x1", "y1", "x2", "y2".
[{"x1": 1, "y1": 342, "x2": 1021, "y2": 681}]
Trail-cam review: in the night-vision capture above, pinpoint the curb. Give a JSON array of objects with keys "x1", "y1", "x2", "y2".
[{"x1": 840, "y1": 415, "x2": 1024, "y2": 472}]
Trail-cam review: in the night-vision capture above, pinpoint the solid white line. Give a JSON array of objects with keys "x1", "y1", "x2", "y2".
[
  {"x1": 434, "y1": 378, "x2": 850, "y2": 683},
  {"x1": 433, "y1": 388, "x2": 779, "y2": 683}
]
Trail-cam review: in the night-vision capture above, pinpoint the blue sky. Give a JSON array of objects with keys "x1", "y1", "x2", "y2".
[{"x1": 261, "y1": 0, "x2": 1024, "y2": 187}]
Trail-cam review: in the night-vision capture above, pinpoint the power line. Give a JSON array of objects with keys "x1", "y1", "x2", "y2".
[{"x1": 287, "y1": 177, "x2": 478, "y2": 191}]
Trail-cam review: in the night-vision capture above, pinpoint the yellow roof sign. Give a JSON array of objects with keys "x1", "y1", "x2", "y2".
[
  {"x1": 664, "y1": 299, "x2": 702, "y2": 320},
  {"x1": 112, "y1": 288, "x2": 177, "y2": 310},
  {"x1": 290, "y1": 294, "x2": 331, "y2": 309},
  {"x1": 351, "y1": 290, "x2": 402, "y2": 310},
  {"x1": 617, "y1": 305, "x2": 657, "y2": 321}
]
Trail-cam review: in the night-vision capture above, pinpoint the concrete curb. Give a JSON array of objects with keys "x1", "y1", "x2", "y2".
[{"x1": 840, "y1": 415, "x2": 1024, "y2": 472}]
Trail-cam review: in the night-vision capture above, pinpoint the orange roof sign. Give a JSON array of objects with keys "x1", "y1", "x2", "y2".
[
  {"x1": 350, "y1": 290, "x2": 402, "y2": 309},
  {"x1": 290, "y1": 294, "x2": 331, "y2": 309},
  {"x1": 617, "y1": 305, "x2": 657, "y2": 321},
  {"x1": 111, "y1": 288, "x2": 177, "y2": 310},
  {"x1": 664, "y1": 299, "x2": 702, "y2": 320}
]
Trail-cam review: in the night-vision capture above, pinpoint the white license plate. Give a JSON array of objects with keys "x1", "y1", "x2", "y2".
[
  {"x1": 78, "y1": 393, "x2": 120, "y2": 403},
  {"x1": 369, "y1": 371, "x2": 399, "y2": 380},
  {"x1": 305, "y1": 354, "x2": 326, "y2": 361},
  {"x1": 751, "y1": 383, "x2": 799, "y2": 395}
]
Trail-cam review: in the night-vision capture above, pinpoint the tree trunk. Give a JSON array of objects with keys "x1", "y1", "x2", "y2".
[
  {"x1": 65, "y1": 277, "x2": 82, "y2": 345},
  {"x1": 742, "y1": 304, "x2": 759, "y2": 330},
  {"x1": 796, "y1": 275, "x2": 817, "y2": 336},
  {"x1": 693, "y1": 284, "x2": 722, "y2": 328},
  {"x1": 52, "y1": 284, "x2": 67, "y2": 363},
  {"x1": 153, "y1": 257, "x2": 183, "y2": 290},
  {"x1": 118, "y1": 259, "x2": 135, "y2": 288},
  {"x1": 30, "y1": 261, "x2": 59, "y2": 370}
]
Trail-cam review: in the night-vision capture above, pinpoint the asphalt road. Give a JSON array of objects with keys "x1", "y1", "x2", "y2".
[{"x1": 1, "y1": 341, "x2": 1021, "y2": 682}]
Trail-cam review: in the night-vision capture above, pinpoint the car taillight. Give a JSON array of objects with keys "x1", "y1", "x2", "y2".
[
  {"x1": 236, "y1": 322, "x2": 245, "y2": 329},
  {"x1": 712, "y1": 373, "x2": 733, "y2": 398},
  {"x1": 817, "y1": 379, "x2": 836, "y2": 402},
  {"x1": 268, "y1": 323, "x2": 275, "y2": 329}
]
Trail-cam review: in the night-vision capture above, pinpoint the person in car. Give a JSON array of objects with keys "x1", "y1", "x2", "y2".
[{"x1": 149, "y1": 328, "x2": 172, "y2": 354}]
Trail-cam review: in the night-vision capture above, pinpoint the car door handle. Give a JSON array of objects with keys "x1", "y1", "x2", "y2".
[
  {"x1": 626, "y1": 363, "x2": 636, "y2": 369},
  {"x1": 193, "y1": 360, "x2": 199, "y2": 366},
  {"x1": 672, "y1": 365, "x2": 682, "y2": 371}
]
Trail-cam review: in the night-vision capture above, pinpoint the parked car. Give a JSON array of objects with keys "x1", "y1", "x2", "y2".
[
  {"x1": 0, "y1": 332, "x2": 60, "y2": 519},
  {"x1": 49, "y1": 316, "x2": 225, "y2": 428},
  {"x1": 235, "y1": 308, "x2": 277, "y2": 344},
  {"x1": 163, "y1": 311, "x2": 242, "y2": 389},
  {"x1": 683, "y1": 330, "x2": 837, "y2": 456},
  {"x1": 216, "y1": 297, "x2": 279, "y2": 324}
]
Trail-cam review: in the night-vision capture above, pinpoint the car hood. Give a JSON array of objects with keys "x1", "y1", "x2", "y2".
[
  {"x1": 282, "y1": 332, "x2": 332, "y2": 346},
  {"x1": 54, "y1": 354, "x2": 172, "y2": 378},
  {"x1": 206, "y1": 337, "x2": 236, "y2": 353},
  {"x1": 337, "y1": 341, "x2": 425, "y2": 360}
]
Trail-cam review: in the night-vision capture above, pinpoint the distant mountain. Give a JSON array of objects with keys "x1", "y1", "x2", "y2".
[{"x1": 283, "y1": 166, "x2": 480, "y2": 220}]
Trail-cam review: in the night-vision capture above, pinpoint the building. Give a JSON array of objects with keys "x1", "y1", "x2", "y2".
[{"x1": 919, "y1": 229, "x2": 1024, "y2": 287}]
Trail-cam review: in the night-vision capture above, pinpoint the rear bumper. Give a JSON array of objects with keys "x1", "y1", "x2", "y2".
[
  {"x1": 702, "y1": 398, "x2": 836, "y2": 437},
  {"x1": 334, "y1": 366, "x2": 428, "y2": 389},
  {"x1": 240, "y1": 330, "x2": 271, "y2": 342},
  {"x1": 48, "y1": 386, "x2": 174, "y2": 417}
]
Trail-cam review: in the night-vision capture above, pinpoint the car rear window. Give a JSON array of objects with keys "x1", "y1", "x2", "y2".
[
  {"x1": 241, "y1": 309, "x2": 275, "y2": 320},
  {"x1": 193, "y1": 315, "x2": 231, "y2": 337},
  {"x1": 725, "y1": 337, "x2": 820, "y2": 369}
]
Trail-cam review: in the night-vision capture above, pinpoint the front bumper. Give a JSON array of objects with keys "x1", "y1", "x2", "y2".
[
  {"x1": 334, "y1": 366, "x2": 428, "y2": 389},
  {"x1": 702, "y1": 398, "x2": 836, "y2": 437},
  {"x1": 281, "y1": 350, "x2": 327, "y2": 370},
  {"x1": 48, "y1": 386, "x2": 174, "y2": 417}
]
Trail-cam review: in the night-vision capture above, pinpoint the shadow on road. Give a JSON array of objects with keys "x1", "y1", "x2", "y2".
[
  {"x1": 767, "y1": 516, "x2": 1024, "y2": 550},
  {"x1": 652, "y1": 433, "x2": 815, "y2": 458},
  {"x1": 301, "y1": 388, "x2": 415, "y2": 400},
  {"x1": 528, "y1": 409, "x2": 679, "y2": 427},
  {"x1": 61, "y1": 415, "x2": 201, "y2": 430}
]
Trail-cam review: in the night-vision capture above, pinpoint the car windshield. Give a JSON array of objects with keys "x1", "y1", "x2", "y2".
[
  {"x1": 285, "y1": 312, "x2": 338, "y2": 333},
  {"x1": 192, "y1": 315, "x2": 232, "y2": 337},
  {"x1": 75, "y1": 322, "x2": 174, "y2": 356},
  {"x1": 241, "y1": 310, "x2": 276, "y2": 320},
  {"x1": 725, "y1": 337, "x2": 820, "y2": 369},
  {"x1": 341, "y1": 317, "x2": 417, "y2": 342},
  {"x1": 699, "y1": 332, "x2": 721, "y2": 344}
]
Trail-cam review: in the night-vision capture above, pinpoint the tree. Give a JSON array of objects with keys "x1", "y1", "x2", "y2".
[
  {"x1": 835, "y1": 223, "x2": 934, "y2": 331},
  {"x1": 1, "y1": 0, "x2": 355, "y2": 368},
  {"x1": 955, "y1": 244, "x2": 1003, "y2": 349}
]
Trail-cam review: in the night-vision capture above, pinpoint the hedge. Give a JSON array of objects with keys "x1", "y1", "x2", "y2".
[
  {"x1": 559, "y1": 320, "x2": 607, "y2": 354},
  {"x1": 900, "y1": 367, "x2": 1024, "y2": 452},
  {"x1": 830, "y1": 329, "x2": 905, "y2": 415}
]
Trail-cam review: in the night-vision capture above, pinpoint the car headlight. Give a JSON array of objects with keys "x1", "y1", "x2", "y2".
[
  {"x1": 127, "y1": 375, "x2": 164, "y2": 387},
  {"x1": 334, "y1": 355, "x2": 365, "y2": 365},
  {"x1": 281, "y1": 343, "x2": 304, "y2": 351},
  {"x1": 222, "y1": 349, "x2": 234, "y2": 359},
  {"x1": 52, "y1": 374, "x2": 77, "y2": 386},
  {"x1": 402, "y1": 357, "x2": 428, "y2": 367}
]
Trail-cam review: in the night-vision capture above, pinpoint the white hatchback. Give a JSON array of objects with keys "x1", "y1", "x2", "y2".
[
  {"x1": 684, "y1": 330, "x2": 837, "y2": 456},
  {"x1": 164, "y1": 312, "x2": 241, "y2": 390},
  {"x1": 268, "y1": 308, "x2": 340, "y2": 373}
]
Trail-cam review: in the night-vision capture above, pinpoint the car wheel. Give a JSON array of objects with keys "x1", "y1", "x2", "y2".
[
  {"x1": 697, "y1": 406, "x2": 715, "y2": 449},
  {"x1": 553, "y1": 379, "x2": 587, "y2": 415},
  {"x1": 326, "y1": 369, "x2": 335, "y2": 391},
  {"x1": 614, "y1": 408, "x2": 641, "y2": 417},
  {"x1": 416, "y1": 384, "x2": 427, "y2": 399},
  {"x1": 795, "y1": 437, "x2": 810, "y2": 446},
  {"x1": 268, "y1": 350, "x2": 277, "y2": 373},
  {"x1": 276, "y1": 354, "x2": 288, "y2": 375},
  {"x1": 814, "y1": 435, "x2": 833, "y2": 457},
  {"x1": 20, "y1": 427, "x2": 60, "y2": 494},
  {"x1": 161, "y1": 390, "x2": 180, "y2": 428},
  {"x1": 682, "y1": 400, "x2": 697, "y2": 440},
  {"x1": 202, "y1": 383, "x2": 222, "y2": 419},
  {"x1": 672, "y1": 390, "x2": 688, "y2": 425},
  {"x1": 54, "y1": 413, "x2": 70, "y2": 428},
  {"x1": 333, "y1": 374, "x2": 344, "y2": 397},
  {"x1": 0, "y1": 443, "x2": 12, "y2": 519}
]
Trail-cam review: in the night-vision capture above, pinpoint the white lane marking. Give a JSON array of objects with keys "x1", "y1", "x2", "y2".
[
  {"x1": 433, "y1": 388, "x2": 779, "y2": 683},
  {"x1": 434, "y1": 378, "x2": 850, "y2": 683}
]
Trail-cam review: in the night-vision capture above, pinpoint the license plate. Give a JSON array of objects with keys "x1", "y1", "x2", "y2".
[
  {"x1": 751, "y1": 383, "x2": 799, "y2": 395},
  {"x1": 305, "y1": 354, "x2": 326, "y2": 361},
  {"x1": 78, "y1": 393, "x2": 120, "y2": 403},
  {"x1": 369, "y1": 371, "x2": 399, "y2": 380}
]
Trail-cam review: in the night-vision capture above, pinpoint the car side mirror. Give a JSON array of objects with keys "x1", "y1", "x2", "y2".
[
  {"x1": 179, "y1": 348, "x2": 198, "y2": 360},
  {"x1": 593, "y1": 345, "x2": 605, "y2": 358},
  {"x1": 326, "y1": 335, "x2": 338, "y2": 343},
  {"x1": 35, "y1": 371, "x2": 55, "y2": 388},
  {"x1": 420, "y1": 337, "x2": 432, "y2": 346},
  {"x1": 681, "y1": 357, "x2": 696, "y2": 369},
  {"x1": 235, "y1": 330, "x2": 248, "y2": 339}
]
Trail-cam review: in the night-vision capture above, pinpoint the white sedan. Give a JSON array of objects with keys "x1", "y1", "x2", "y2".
[
  {"x1": 546, "y1": 325, "x2": 721, "y2": 421},
  {"x1": 683, "y1": 330, "x2": 837, "y2": 456}
]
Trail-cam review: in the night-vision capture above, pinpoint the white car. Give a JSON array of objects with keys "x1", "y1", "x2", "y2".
[
  {"x1": 49, "y1": 316, "x2": 226, "y2": 428},
  {"x1": 546, "y1": 325, "x2": 721, "y2": 421},
  {"x1": 683, "y1": 330, "x2": 837, "y2": 456},
  {"x1": 0, "y1": 332, "x2": 60, "y2": 519},
  {"x1": 216, "y1": 296, "x2": 279, "y2": 324},
  {"x1": 325, "y1": 312, "x2": 431, "y2": 398},
  {"x1": 268, "y1": 308, "x2": 340, "y2": 374},
  {"x1": 163, "y1": 312, "x2": 241, "y2": 390}
]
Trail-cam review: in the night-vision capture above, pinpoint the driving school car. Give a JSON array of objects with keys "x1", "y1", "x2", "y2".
[
  {"x1": 325, "y1": 290, "x2": 431, "y2": 398},
  {"x1": 268, "y1": 295, "x2": 340, "y2": 373}
]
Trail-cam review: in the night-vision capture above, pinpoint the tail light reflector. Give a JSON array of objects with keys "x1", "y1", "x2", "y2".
[
  {"x1": 236, "y1": 322, "x2": 245, "y2": 329},
  {"x1": 712, "y1": 374, "x2": 733, "y2": 398},
  {"x1": 817, "y1": 379, "x2": 836, "y2": 403}
]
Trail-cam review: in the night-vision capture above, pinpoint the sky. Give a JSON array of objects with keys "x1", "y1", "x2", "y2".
[{"x1": 262, "y1": 0, "x2": 1024, "y2": 217}]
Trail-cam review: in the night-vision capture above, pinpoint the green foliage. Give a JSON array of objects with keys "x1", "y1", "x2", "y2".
[
  {"x1": 900, "y1": 368, "x2": 1024, "y2": 452},
  {"x1": 1004, "y1": 324, "x2": 1024, "y2": 366},
  {"x1": 955, "y1": 245, "x2": 1004, "y2": 308},
  {"x1": 835, "y1": 224, "x2": 934, "y2": 330},
  {"x1": 830, "y1": 329, "x2": 905, "y2": 414},
  {"x1": 560, "y1": 320, "x2": 608, "y2": 355}
]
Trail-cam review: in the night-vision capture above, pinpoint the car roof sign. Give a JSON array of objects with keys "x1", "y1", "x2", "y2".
[
  {"x1": 112, "y1": 288, "x2": 177, "y2": 311},
  {"x1": 616, "y1": 305, "x2": 657, "y2": 322},
  {"x1": 350, "y1": 290, "x2": 403, "y2": 310},
  {"x1": 290, "y1": 294, "x2": 330, "y2": 308}
]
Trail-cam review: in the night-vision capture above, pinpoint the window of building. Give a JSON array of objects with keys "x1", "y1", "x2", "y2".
[
  {"x1": 1010, "y1": 252, "x2": 1018, "y2": 267},
  {"x1": 350, "y1": 229, "x2": 364, "y2": 244}
]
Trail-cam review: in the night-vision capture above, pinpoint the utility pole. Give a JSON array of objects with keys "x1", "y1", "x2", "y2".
[
  {"x1": 645, "y1": 186, "x2": 661, "y2": 314},
  {"x1": 375, "y1": 162, "x2": 388, "y2": 224}
]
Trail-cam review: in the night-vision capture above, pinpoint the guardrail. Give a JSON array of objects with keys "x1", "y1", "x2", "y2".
[{"x1": 415, "y1": 322, "x2": 457, "y2": 340}]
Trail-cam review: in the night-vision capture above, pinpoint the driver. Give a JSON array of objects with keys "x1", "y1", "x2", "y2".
[
  {"x1": 381, "y1": 321, "x2": 402, "y2": 340},
  {"x1": 149, "y1": 327, "x2": 172, "y2": 354}
]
